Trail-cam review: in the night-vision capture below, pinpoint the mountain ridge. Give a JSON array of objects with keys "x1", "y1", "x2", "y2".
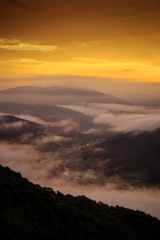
[{"x1": 0, "y1": 86, "x2": 129, "y2": 105}]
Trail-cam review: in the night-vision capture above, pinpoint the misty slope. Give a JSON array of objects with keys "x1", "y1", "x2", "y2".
[
  {"x1": 93, "y1": 129, "x2": 160, "y2": 185},
  {"x1": 123, "y1": 93, "x2": 160, "y2": 107},
  {"x1": 0, "y1": 102, "x2": 92, "y2": 127},
  {"x1": 0, "y1": 115, "x2": 38, "y2": 125},
  {"x1": 0, "y1": 86, "x2": 128, "y2": 104},
  {"x1": 1, "y1": 165, "x2": 160, "y2": 240},
  {"x1": 0, "y1": 86, "x2": 43, "y2": 94},
  {"x1": 0, "y1": 115, "x2": 44, "y2": 141}
]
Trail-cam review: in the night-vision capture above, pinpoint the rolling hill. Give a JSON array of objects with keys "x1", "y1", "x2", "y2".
[
  {"x1": 0, "y1": 102, "x2": 92, "y2": 128},
  {"x1": 0, "y1": 114, "x2": 44, "y2": 141},
  {"x1": 82, "y1": 129, "x2": 160, "y2": 186}
]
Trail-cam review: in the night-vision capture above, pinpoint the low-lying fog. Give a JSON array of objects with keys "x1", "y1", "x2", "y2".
[
  {"x1": 0, "y1": 98, "x2": 160, "y2": 219},
  {"x1": 0, "y1": 141, "x2": 160, "y2": 219}
]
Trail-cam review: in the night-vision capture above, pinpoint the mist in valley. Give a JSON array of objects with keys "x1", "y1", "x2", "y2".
[{"x1": 0, "y1": 85, "x2": 160, "y2": 219}]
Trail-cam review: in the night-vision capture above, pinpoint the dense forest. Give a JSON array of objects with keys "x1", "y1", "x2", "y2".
[{"x1": 0, "y1": 165, "x2": 160, "y2": 240}]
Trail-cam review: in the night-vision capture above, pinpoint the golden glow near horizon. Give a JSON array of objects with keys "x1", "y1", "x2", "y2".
[{"x1": 0, "y1": 0, "x2": 160, "y2": 88}]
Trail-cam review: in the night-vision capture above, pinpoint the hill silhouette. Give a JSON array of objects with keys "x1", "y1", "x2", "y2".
[
  {"x1": 0, "y1": 114, "x2": 44, "y2": 141},
  {"x1": 0, "y1": 165, "x2": 160, "y2": 240}
]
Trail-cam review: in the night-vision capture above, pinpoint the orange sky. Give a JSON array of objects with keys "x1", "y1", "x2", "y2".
[{"x1": 0, "y1": 0, "x2": 160, "y2": 90}]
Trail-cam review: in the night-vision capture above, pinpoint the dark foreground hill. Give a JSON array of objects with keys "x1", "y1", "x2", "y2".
[{"x1": 0, "y1": 165, "x2": 160, "y2": 240}]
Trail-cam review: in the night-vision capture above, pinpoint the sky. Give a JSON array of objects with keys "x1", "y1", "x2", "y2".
[{"x1": 0, "y1": 0, "x2": 160, "y2": 92}]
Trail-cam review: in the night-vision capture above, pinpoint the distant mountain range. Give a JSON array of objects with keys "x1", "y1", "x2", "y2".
[
  {"x1": 0, "y1": 86, "x2": 128, "y2": 104},
  {"x1": 1, "y1": 165, "x2": 160, "y2": 240}
]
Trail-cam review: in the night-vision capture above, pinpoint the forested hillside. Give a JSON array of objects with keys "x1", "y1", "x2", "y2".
[{"x1": 0, "y1": 165, "x2": 160, "y2": 240}]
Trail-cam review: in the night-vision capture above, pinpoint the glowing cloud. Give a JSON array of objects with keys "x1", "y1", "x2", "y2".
[{"x1": 0, "y1": 39, "x2": 58, "y2": 52}]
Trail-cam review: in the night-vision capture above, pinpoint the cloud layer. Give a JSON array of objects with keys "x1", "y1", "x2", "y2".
[
  {"x1": 0, "y1": 39, "x2": 58, "y2": 52},
  {"x1": 94, "y1": 112, "x2": 160, "y2": 132},
  {"x1": 61, "y1": 103, "x2": 160, "y2": 132},
  {"x1": 0, "y1": 104, "x2": 160, "y2": 219}
]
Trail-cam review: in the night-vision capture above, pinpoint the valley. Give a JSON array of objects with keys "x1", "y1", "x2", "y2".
[{"x1": 0, "y1": 86, "x2": 160, "y2": 219}]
